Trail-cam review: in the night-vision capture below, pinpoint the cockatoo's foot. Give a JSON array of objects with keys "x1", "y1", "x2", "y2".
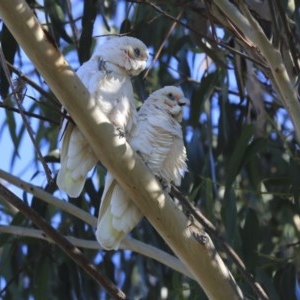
[
  {"x1": 116, "y1": 128, "x2": 125, "y2": 138},
  {"x1": 156, "y1": 176, "x2": 170, "y2": 192},
  {"x1": 97, "y1": 57, "x2": 110, "y2": 74}
]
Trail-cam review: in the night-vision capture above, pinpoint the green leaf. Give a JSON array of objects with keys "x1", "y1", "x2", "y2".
[
  {"x1": 190, "y1": 70, "x2": 221, "y2": 126},
  {"x1": 33, "y1": 256, "x2": 52, "y2": 300},
  {"x1": 204, "y1": 177, "x2": 215, "y2": 223},
  {"x1": 224, "y1": 125, "x2": 254, "y2": 200},
  {"x1": 256, "y1": 270, "x2": 280, "y2": 300},
  {"x1": 120, "y1": 19, "x2": 131, "y2": 34},
  {"x1": 44, "y1": 0, "x2": 72, "y2": 44},
  {"x1": 221, "y1": 188, "x2": 238, "y2": 245},
  {"x1": 4, "y1": 109, "x2": 19, "y2": 162},
  {"x1": 0, "y1": 24, "x2": 18, "y2": 98},
  {"x1": 189, "y1": 182, "x2": 203, "y2": 203},
  {"x1": 43, "y1": 149, "x2": 60, "y2": 163},
  {"x1": 240, "y1": 208, "x2": 260, "y2": 271},
  {"x1": 187, "y1": 127, "x2": 204, "y2": 177},
  {"x1": 191, "y1": 42, "x2": 227, "y2": 68},
  {"x1": 79, "y1": 0, "x2": 97, "y2": 64},
  {"x1": 11, "y1": 115, "x2": 28, "y2": 169},
  {"x1": 273, "y1": 263, "x2": 297, "y2": 300}
]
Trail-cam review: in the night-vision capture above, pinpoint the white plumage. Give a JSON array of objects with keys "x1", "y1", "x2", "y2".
[
  {"x1": 96, "y1": 86, "x2": 189, "y2": 250},
  {"x1": 56, "y1": 36, "x2": 149, "y2": 197}
]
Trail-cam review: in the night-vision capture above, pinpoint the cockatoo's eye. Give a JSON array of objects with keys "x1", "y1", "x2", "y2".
[
  {"x1": 167, "y1": 93, "x2": 175, "y2": 101},
  {"x1": 134, "y1": 48, "x2": 141, "y2": 57}
]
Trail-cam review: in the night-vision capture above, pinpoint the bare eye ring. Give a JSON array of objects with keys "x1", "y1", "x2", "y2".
[
  {"x1": 167, "y1": 93, "x2": 175, "y2": 100},
  {"x1": 134, "y1": 48, "x2": 140, "y2": 57}
]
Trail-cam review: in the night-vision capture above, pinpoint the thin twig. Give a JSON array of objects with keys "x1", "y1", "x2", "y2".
[
  {"x1": 234, "y1": 0, "x2": 300, "y2": 142},
  {"x1": 7, "y1": 62, "x2": 60, "y2": 105},
  {"x1": 0, "y1": 168, "x2": 193, "y2": 279},
  {"x1": 267, "y1": 0, "x2": 280, "y2": 48},
  {"x1": 129, "y1": 0, "x2": 268, "y2": 69},
  {"x1": 0, "y1": 225, "x2": 194, "y2": 279},
  {"x1": 65, "y1": 0, "x2": 79, "y2": 51},
  {"x1": 0, "y1": 45, "x2": 53, "y2": 183},
  {"x1": 143, "y1": 10, "x2": 183, "y2": 79},
  {"x1": 0, "y1": 183, "x2": 126, "y2": 299},
  {"x1": 170, "y1": 186, "x2": 270, "y2": 300},
  {"x1": 0, "y1": 260, "x2": 27, "y2": 296},
  {"x1": 204, "y1": 0, "x2": 218, "y2": 42},
  {"x1": 0, "y1": 225, "x2": 101, "y2": 248},
  {"x1": 273, "y1": 0, "x2": 299, "y2": 73},
  {"x1": 0, "y1": 168, "x2": 98, "y2": 227},
  {"x1": 0, "y1": 102, "x2": 60, "y2": 125}
]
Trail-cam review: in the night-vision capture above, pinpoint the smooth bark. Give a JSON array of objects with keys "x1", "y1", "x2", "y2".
[{"x1": 0, "y1": 1, "x2": 243, "y2": 298}]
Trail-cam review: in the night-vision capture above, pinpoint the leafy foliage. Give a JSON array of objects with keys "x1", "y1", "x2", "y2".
[{"x1": 1, "y1": 0, "x2": 300, "y2": 299}]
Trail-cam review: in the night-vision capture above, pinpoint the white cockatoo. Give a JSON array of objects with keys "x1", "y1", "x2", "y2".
[
  {"x1": 96, "y1": 86, "x2": 189, "y2": 250},
  {"x1": 56, "y1": 36, "x2": 149, "y2": 198}
]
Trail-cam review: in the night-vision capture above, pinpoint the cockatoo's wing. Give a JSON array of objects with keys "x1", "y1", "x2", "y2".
[
  {"x1": 56, "y1": 59, "x2": 106, "y2": 197},
  {"x1": 56, "y1": 122, "x2": 98, "y2": 197},
  {"x1": 96, "y1": 172, "x2": 142, "y2": 250}
]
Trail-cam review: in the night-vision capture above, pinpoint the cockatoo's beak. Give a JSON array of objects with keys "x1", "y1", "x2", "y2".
[
  {"x1": 169, "y1": 96, "x2": 189, "y2": 121},
  {"x1": 178, "y1": 97, "x2": 189, "y2": 107}
]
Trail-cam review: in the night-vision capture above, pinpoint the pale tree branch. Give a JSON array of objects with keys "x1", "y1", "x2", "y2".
[
  {"x1": 0, "y1": 168, "x2": 193, "y2": 279},
  {"x1": 212, "y1": 0, "x2": 300, "y2": 143},
  {"x1": 0, "y1": 1, "x2": 243, "y2": 298},
  {"x1": 0, "y1": 168, "x2": 95, "y2": 225},
  {"x1": 0, "y1": 183, "x2": 126, "y2": 299},
  {"x1": 171, "y1": 186, "x2": 269, "y2": 300},
  {"x1": 0, "y1": 225, "x2": 100, "y2": 249},
  {"x1": 0, "y1": 225, "x2": 193, "y2": 279}
]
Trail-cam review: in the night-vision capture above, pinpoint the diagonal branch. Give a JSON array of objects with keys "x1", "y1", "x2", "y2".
[
  {"x1": 0, "y1": 168, "x2": 95, "y2": 225},
  {"x1": 0, "y1": 45, "x2": 53, "y2": 182},
  {"x1": 212, "y1": 0, "x2": 300, "y2": 143},
  {"x1": 273, "y1": 0, "x2": 299, "y2": 73},
  {"x1": 0, "y1": 225, "x2": 194, "y2": 279},
  {"x1": 0, "y1": 168, "x2": 193, "y2": 279},
  {"x1": 7, "y1": 62, "x2": 59, "y2": 104},
  {"x1": 143, "y1": 10, "x2": 183, "y2": 79},
  {"x1": 0, "y1": 1, "x2": 243, "y2": 298},
  {"x1": 0, "y1": 183, "x2": 126, "y2": 299},
  {"x1": 171, "y1": 186, "x2": 269, "y2": 300},
  {"x1": 0, "y1": 102, "x2": 60, "y2": 125}
]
